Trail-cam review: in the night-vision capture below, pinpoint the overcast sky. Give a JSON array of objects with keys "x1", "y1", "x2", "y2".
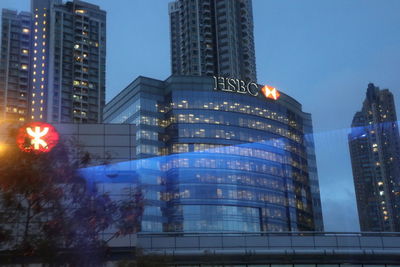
[{"x1": 2, "y1": 0, "x2": 400, "y2": 232}]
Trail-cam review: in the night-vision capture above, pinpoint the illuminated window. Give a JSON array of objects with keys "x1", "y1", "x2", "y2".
[
  {"x1": 73, "y1": 80, "x2": 80, "y2": 86},
  {"x1": 41, "y1": 78, "x2": 44, "y2": 82},
  {"x1": 33, "y1": 71, "x2": 36, "y2": 75},
  {"x1": 42, "y1": 49, "x2": 45, "y2": 53},
  {"x1": 43, "y1": 21, "x2": 46, "y2": 25},
  {"x1": 35, "y1": 22, "x2": 38, "y2": 26},
  {"x1": 22, "y1": 49, "x2": 29, "y2": 54},
  {"x1": 34, "y1": 50, "x2": 37, "y2": 54},
  {"x1": 22, "y1": 28, "x2": 30, "y2": 33},
  {"x1": 75, "y1": 9, "x2": 87, "y2": 14},
  {"x1": 33, "y1": 78, "x2": 36, "y2": 82},
  {"x1": 41, "y1": 70, "x2": 45, "y2": 74},
  {"x1": 42, "y1": 42, "x2": 46, "y2": 46},
  {"x1": 35, "y1": 14, "x2": 38, "y2": 18},
  {"x1": 74, "y1": 44, "x2": 80, "y2": 49},
  {"x1": 21, "y1": 64, "x2": 28, "y2": 70},
  {"x1": 35, "y1": 29, "x2": 38, "y2": 33},
  {"x1": 43, "y1": 34, "x2": 46, "y2": 38},
  {"x1": 43, "y1": 13, "x2": 46, "y2": 17},
  {"x1": 34, "y1": 36, "x2": 38, "y2": 40},
  {"x1": 34, "y1": 43, "x2": 38, "y2": 47},
  {"x1": 41, "y1": 85, "x2": 44, "y2": 89},
  {"x1": 34, "y1": 57, "x2": 37, "y2": 61}
]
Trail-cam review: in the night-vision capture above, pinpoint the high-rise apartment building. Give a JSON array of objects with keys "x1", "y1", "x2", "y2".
[
  {"x1": 31, "y1": 0, "x2": 106, "y2": 123},
  {"x1": 0, "y1": 0, "x2": 106, "y2": 123},
  {"x1": 0, "y1": 9, "x2": 32, "y2": 122},
  {"x1": 349, "y1": 83, "x2": 400, "y2": 232},
  {"x1": 169, "y1": 0, "x2": 257, "y2": 82}
]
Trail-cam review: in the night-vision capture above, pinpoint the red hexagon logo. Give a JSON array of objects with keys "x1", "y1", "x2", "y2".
[
  {"x1": 16, "y1": 122, "x2": 59, "y2": 153},
  {"x1": 261, "y1": 85, "x2": 280, "y2": 100}
]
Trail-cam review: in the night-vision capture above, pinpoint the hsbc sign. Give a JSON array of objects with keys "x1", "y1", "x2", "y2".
[{"x1": 213, "y1": 76, "x2": 280, "y2": 100}]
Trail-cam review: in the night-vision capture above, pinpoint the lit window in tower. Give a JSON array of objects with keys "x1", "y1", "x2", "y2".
[
  {"x1": 35, "y1": 22, "x2": 38, "y2": 26},
  {"x1": 33, "y1": 78, "x2": 36, "y2": 82},
  {"x1": 21, "y1": 64, "x2": 28, "y2": 70},
  {"x1": 35, "y1": 29, "x2": 38, "y2": 33},
  {"x1": 22, "y1": 28, "x2": 30, "y2": 33},
  {"x1": 22, "y1": 49, "x2": 29, "y2": 54},
  {"x1": 42, "y1": 42, "x2": 46, "y2": 46},
  {"x1": 34, "y1": 57, "x2": 37, "y2": 61},
  {"x1": 34, "y1": 43, "x2": 38, "y2": 47},
  {"x1": 43, "y1": 21, "x2": 46, "y2": 25},
  {"x1": 42, "y1": 49, "x2": 45, "y2": 53},
  {"x1": 35, "y1": 14, "x2": 38, "y2": 18},
  {"x1": 34, "y1": 50, "x2": 37, "y2": 54}
]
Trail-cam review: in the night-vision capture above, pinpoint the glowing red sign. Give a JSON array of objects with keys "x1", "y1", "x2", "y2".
[
  {"x1": 16, "y1": 122, "x2": 59, "y2": 153},
  {"x1": 261, "y1": 85, "x2": 280, "y2": 100}
]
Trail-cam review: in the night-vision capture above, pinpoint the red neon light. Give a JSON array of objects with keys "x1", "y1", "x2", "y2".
[
  {"x1": 16, "y1": 122, "x2": 59, "y2": 153},
  {"x1": 261, "y1": 85, "x2": 280, "y2": 100}
]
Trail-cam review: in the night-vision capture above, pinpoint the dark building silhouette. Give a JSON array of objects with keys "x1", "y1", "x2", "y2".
[{"x1": 349, "y1": 83, "x2": 400, "y2": 232}]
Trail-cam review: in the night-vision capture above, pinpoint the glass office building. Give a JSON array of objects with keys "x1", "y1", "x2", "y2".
[{"x1": 102, "y1": 75, "x2": 323, "y2": 232}]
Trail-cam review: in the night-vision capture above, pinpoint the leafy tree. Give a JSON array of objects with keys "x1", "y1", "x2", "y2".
[{"x1": 0, "y1": 125, "x2": 144, "y2": 265}]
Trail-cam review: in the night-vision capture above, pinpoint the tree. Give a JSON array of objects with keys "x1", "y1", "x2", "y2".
[{"x1": 0, "y1": 124, "x2": 144, "y2": 265}]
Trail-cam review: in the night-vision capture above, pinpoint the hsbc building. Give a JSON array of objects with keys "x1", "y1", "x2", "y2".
[{"x1": 98, "y1": 75, "x2": 323, "y2": 232}]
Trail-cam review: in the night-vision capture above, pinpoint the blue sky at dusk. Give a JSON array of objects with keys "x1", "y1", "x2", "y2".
[{"x1": 1, "y1": 0, "x2": 400, "y2": 232}]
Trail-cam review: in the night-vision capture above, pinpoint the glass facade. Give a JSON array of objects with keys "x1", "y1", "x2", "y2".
[{"x1": 102, "y1": 75, "x2": 323, "y2": 232}]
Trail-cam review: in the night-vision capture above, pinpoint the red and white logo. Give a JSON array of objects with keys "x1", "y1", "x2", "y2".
[
  {"x1": 261, "y1": 85, "x2": 280, "y2": 100},
  {"x1": 16, "y1": 122, "x2": 59, "y2": 153}
]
